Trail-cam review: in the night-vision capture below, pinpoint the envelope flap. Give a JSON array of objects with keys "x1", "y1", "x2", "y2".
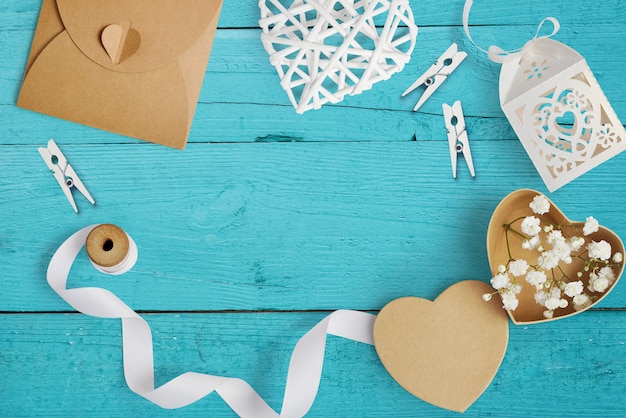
[
  {"x1": 56, "y1": 0, "x2": 221, "y2": 73},
  {"x1": 501, "y1": 38, "x2": 583, "y2": 105}
]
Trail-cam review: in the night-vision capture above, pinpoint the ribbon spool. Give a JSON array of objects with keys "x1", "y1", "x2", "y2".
[{"x1": 86, "y1": 224, "x2": 137, "y2": 275}]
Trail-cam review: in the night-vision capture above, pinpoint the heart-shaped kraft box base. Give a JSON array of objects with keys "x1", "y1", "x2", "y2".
[
  {"x1": 373, "y1": 280, "x2": 508, "y2": 413},
  {"x1": 487, "y1": 189, "x2": 625, "y2": 324}
]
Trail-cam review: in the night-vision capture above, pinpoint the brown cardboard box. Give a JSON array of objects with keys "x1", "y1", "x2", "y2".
[{"x1": 487, "y1": 189, "x2": 625, "y2": 324}]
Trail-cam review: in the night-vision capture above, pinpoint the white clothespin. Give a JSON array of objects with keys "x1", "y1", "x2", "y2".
[
  {"x1": 443, "y1": 101, "x2": 475, "y2": 178},
  {"x1": 38, "y1": 139, "x2": 95, "y2": 212},
  {"x1": 402, "y1": 43, "x2": 467, "y2": 112}
]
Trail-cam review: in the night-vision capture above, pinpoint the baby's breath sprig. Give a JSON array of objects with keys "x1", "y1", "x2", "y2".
[{"x1": 484, "y1": 194, "x2": 623, "y2": 319}]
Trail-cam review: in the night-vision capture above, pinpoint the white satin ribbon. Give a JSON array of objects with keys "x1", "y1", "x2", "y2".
[
  {"x1": 462, "y1": 0, "x2": 560, "y2": 63},
  {"x1": 47, "y1": 225, "x2": 377, "y2": 417}
]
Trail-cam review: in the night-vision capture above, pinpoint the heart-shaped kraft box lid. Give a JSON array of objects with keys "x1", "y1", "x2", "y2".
[
  {"x1": 487, "y1": 189, "x2": 624, "y2": 324},
  {"x1": 373, "y1": 280, "x2": 509, "y2": 413}
]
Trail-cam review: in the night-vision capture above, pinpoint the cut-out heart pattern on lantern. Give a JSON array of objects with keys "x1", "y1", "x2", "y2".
[
  {"x1": 487, "y1": 189, "x2": 624, "y2": 324},
  {"x1": 373, "y1": 280, "x2": 509, "y2": 413},
  {"x1": 258, "y1": 0, "x2": 418, "y2": 113},
  {"x1": 526, "y1": 79, "x2": 604, "y2": 168}
]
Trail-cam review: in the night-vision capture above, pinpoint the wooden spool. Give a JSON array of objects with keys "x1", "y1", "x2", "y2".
[{"x1": 86, "y1": 224, "x2": 129, "y2": 268}]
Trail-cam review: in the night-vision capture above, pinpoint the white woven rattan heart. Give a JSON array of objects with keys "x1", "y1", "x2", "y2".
[{"x1": 259, "y1": 0, "x2": 418, "y2": 113}]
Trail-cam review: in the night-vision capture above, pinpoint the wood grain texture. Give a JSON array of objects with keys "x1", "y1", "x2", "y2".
[
  {"x1": 1, "y1": 0, "x2": 626, "y2": 416},
  {"x1": 2, "y1": 141, "x2": 626, "y2": 312},
  {"x1": 1, "y1": 311, "x2": 625, "y2": 417}
]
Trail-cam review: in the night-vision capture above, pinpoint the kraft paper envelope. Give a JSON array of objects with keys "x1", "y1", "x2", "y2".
[{"x1": 18, "y1": 0, "x2": 223, "y2": 149}]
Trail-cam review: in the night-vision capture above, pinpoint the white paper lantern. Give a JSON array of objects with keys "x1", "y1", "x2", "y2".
[{"x1": 498, "y1": 37, "x2": 626, "y2": 191}]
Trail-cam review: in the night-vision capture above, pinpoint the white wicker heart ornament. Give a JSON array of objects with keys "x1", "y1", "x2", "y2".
[{"x1": 259, "y1": 0, "x2": 418, "y2": 113}]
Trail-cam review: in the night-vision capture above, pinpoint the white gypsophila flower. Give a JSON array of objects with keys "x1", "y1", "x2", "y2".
[
  {"x1": 530, "y1": 236, "x2": 541, "y2": 249},
  {"x1": 490, "y1": 273, "x2": 510, "y2": 290},
  {"x1": 587, "y1": 271, "x2": 598, "y2": 291},
  {"x1": 521, "y1": 235, "x2": 540, "y2": 250},
  {"x1": 569, "y1": 236, "x2": 585, "y2": 252},
  {"x1": 598, "y1": 266, "x2": 616, "y2": 284},
  {"x1": 588, "y1": 269, "x2": 614, "y2": 293},
  {"x1": 558, "y1": 298, "x2": 568, "y2": 308},
  {"x1": 546, "y1": 230, "x2": 565, "y2": 246},
  {"x1": 521, "y1": 216, "x2": 542, "y2": 236},
  {"x1": 501, "y1": 291, "x2": 519, "y2": 311},
  {"x1": 526, "y1": 270, "x2": 547, "y2": 288},
  {"x1": 543, "y1": 225, "x2": 554, "y2": 233},
  {"x1": 509, "y1": 259, "x2": 529, "y2": 277},
  {"x1": 543, "y1": 310, "x2": 554, "y2": 319},
  {"x1": 613, "y1": 252, "x2": 623, "y2": 263},
  {"x1": 552, "y1": 241, "x2": 572, "y2": 261},
  {"x1": 538, "y1": 250, "x2": 559, "y2": 270},
  {"x1": 535, "y1": 290, "x2": 548, "y2": 306},
  {"x1": 591, "y1": 276, "x2": 610, "y2": 292},
  {"x1": 564, "y1": 281, "x2": 584, "y2": 297},
  {"x1": 510, "y1": 283, "x2": 522, "y2": 294},
  {"x1": 530, "y1": 194, "x2": 550, "y2": 215},
  {"x1": 583, "y1": 216, "x2": 599, "y2": 236},
  {"x1": 482, "y1": 293, "x2": 493, "y2": 301},
  {"x1": 573, "y1": 293, "x2": 592, "y2": 310},
  {"x1": 587, "y1": 240, "x2": 612, "y2": 260},
  {"x1": 549, "y1": 286, "x2": 561, "y2": 299},
  {"x1": 544, "y1": 297, "x2": 561, "y2": 310},
  {"x1": 498, "y1": 264, "x2": 507, "y2": 273}
]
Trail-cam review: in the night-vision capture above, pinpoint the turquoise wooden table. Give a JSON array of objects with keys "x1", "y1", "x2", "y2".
[{"x1": 2, "y1": 0, "x2": 626, "y2": 416}]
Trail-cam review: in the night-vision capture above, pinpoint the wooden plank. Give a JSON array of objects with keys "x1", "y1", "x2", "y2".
[
  {"x1": 3, "y1": 24, "x2": 625, "y2": 146},
  {"x1": 2, "y1": 141, "x2": 626, "y2": 312},
  {"x1": 2, "y1": 102, "x2": 518, "y2": 145},
  {"x1": 1, "y1": 310, "x2": 625, "y2": 417},
  {"x1": 3, "y1": 0, "x2": 626, "y2": 29}
]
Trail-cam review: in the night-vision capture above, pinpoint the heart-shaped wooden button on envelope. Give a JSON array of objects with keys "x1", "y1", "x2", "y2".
[
  {"x1": 373, "y1": 280, "x2": 508, "y2": 412},
  {"x1": 101, "y1": 20, "x2": 140, "y2": 65}
]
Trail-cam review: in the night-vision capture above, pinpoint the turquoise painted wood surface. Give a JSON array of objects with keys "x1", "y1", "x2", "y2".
[{"x1": 1, "y1": 0, "x2": 625, "y2": 416}]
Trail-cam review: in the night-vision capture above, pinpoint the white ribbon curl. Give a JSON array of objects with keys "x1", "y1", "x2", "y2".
[
  {"x1": 47, "y1": 225, "x2": 376, "y2": 417},
  {"x1": 462, "y1": 0, "x2": 560, "y2": 63}
]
